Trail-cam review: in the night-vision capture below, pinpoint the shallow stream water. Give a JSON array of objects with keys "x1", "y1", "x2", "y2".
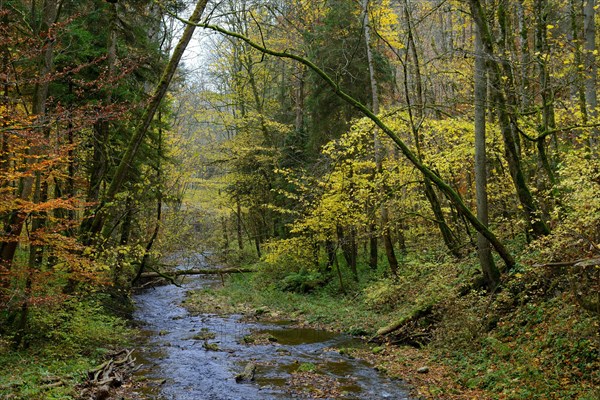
[{"x1": 132, "y1": 263, "x2": 412, "y2": 399}]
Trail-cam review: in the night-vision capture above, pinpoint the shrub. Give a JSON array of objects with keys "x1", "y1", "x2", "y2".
[
  {"x1": 31, "y1": 295, "x2": 131, "y2": 357},
  {"x1": 276, "y1": 271, "x2": 326, "y2": 293},
  {"x1": 253, "y1": 237, "x2": 321, "y2": 289},
  {"x1": 363, "y1": 278, "x2": 404, "y2": 311}
]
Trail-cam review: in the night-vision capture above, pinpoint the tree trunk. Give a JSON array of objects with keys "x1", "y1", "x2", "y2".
[
  {"x1": 369, "y1": 223, "x2": 378, "y2": 270},
  {"x1": 134, "y1": 112, "x2": 165, "y2": 285},
  {"x1": 1, "y1": 0, "x2": 58, "y2": 269},
  {"x1": 584, "y1": 0, "x2": 598, "y2": 152},
  {"x1": 470, "y1": 0, "x2": 550, "y2": 239},
  {"x1": 221, "y1": 216, "x2": 229, "y2": 249},
  {"x1": 294, "y1": 64, "x2": 305, "y2": 133},
  {"x1": 337, "y1": 226, "x2": 358, "y2": 281},
  {"x1": 364, "y1": 0, "x2": 398, "y2": 273},
  {"x1": 8, "y1": 0, "x2": 59, "y2": 268},
  {"x1": 14, "y1": 0, "x2": 60, "y2": 346},
  {"x1": 534, "y1": 0, "x2": 558, "y2": 187},
  {"x1": 474, "y1": 15, "x2": 500, "y2": 289},
  {"x1": 87, "y1": 3, "x2": 116, "y2": 205},
  {"x1": 517, "y1": 0, "x2": 531, "y2": 111},
  {"x1": 403, "y1": 0, "x2": 462, "y2": 257},
  {"x1": 325, "y1": 239, "x2": 336, "y2": 271},
  {"x1": 236, "y1": 198, "x2": 243, "y2": 250},
  {"x1": 254, "y1": 237, "x2": 261, "y2": 259},
  {"x1": 571, "y1": 0, "x2": 588, "y2": 124},
  {"x1": 133, "y1": 197, "x2": 162, "y2": 285}
]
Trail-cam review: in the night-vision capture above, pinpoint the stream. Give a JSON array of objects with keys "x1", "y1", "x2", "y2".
[{"x1": 132, "y1": 261, "x2": 412, "y2": 399}]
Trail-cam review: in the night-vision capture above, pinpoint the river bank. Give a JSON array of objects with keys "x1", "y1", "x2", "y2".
[{"x1": 182, "y1": 273, "x2": 485, "y2": 400}]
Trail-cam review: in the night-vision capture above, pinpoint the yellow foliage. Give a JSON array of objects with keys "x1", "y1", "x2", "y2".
[{"x1": 531, "y1": 148, "x2": 600, "y2": 261}]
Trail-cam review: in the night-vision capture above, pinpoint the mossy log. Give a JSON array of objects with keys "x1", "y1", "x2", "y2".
[{"x1": 375, "y1": 304, "x2": 434, "y2": 337}]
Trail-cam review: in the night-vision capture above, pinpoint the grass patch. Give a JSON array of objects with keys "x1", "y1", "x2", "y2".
[{"x1": 184, "y1": 271, "x2": 399, "y2": 334}]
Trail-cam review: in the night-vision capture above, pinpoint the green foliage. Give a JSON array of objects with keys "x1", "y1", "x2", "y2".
[
  {"x1": 205, "y1": 272, "x2": 396, "y2": 334},
  {"x1": 444, "y1": 292, "x2": 599, "y2": 399},
  {"x1": 297, "y1": 362, "x2": 317, "y2": 372},
  {"x1": 213, "y1": 246, "x2": 598, "y2": 399},
  {"x1": 363, "y1": 255, "x2": 457, "y2": 311},
  {"x1": 0, "y1": 348, "x2": 90, "y2": 399},
  {"x1": 363, "y1": 278, "x2": 404, "y2": 312},
  {"x1": 304, "y1": 0, "x2": 392, "y2": 154},
  {"x1": 427, "y1": 263, "x2": 600, "y2": 400},
  {"x1": 24, "y1": 295, "x2": 131, "y2": 358},
  {"x1": 53, "y1": 299, "x2": 129, "y2": 356},
  {"x1": 259, "y1": 237, "x2": 319, "y2": 282},
  {"x1": 431, "y1": 291, "x2": 488, "y2": 353},
  {"x1": 277, "y1": 270, "x2": 326, "y2": 293}
]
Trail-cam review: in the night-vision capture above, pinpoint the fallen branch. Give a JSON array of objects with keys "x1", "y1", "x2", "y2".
[
  {"x1": 41, "y1": 381, "x2": 65, "y2": 389},
  {"x1": 139, "y1": 267, "x2": 255, "y2": 279},
  {"x1": 533, "y1": 258, "x2": 600, "y2": 268},
  {"x1": 138, "y1": 278, "x2": 165, "y2": 289},
  {"x1": 574, "y1": 258, "x2": 600, "y2": 268}
]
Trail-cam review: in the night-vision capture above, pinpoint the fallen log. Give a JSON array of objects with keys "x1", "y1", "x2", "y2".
[
  {"x1": 533, "y1": 258, "x2": 600, "y2": 268},
  {"x1": 374, "y1": 304, "x2": 434, "y2": 338},
  {"x1": 140, "y1": 267, "x2": 255, "y2": 279}
]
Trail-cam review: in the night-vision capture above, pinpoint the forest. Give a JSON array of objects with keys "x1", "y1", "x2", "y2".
[{"x1": 0, "y1": 0, "x2": 598, "y2": 399}]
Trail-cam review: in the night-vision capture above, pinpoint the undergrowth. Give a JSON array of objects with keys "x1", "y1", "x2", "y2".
[
  {"x1": 431, "y1": 264, "x2": 599, "y2": 400},
  {"x1": 0, "y1": 293, "x2": 134, "y2": 399}
]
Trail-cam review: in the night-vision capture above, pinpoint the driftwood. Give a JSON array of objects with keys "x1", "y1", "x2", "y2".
[{"x1": 139, "y1": 267, "x2": 255, "y2": 279}]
